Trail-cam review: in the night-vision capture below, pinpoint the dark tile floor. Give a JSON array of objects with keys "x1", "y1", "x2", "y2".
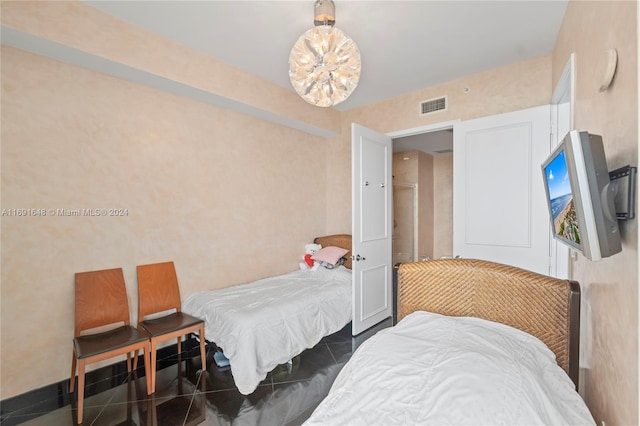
[{"x1": 1, "y1": 319, "x2": 392, "y2": 426}]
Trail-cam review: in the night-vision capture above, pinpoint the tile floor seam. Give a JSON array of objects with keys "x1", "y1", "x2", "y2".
[
  {"x1": 183, "y1": 370, "x2": 204, "y2": 426},
  {"x1": 91, "y1": 371, "x2": 141, "y2": 426},
  {"x1": 326, "y1": 343, "x2": 338, "y2": 365}
]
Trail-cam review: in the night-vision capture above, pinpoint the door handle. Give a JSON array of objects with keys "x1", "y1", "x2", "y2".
[{"x1": 351, "y1": 254, "x2": 366, "y2": 261}]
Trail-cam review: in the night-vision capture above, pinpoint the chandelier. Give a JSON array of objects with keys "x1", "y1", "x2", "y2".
[{"x1": 288, "y1": 0, "x2": 361, "y2": 108}]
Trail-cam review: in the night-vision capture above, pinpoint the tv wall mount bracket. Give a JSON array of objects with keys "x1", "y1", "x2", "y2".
[{"x1": 609, "y1": 165, "x2": 636, "y2": 220}]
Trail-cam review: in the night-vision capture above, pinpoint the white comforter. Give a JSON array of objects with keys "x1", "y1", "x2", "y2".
[
  {"x1": 305, "y1": 311, "x2": 596, "y2": 426},
  {"x1": 182, "y1": 266, "x2": 352, "y2": 395}
]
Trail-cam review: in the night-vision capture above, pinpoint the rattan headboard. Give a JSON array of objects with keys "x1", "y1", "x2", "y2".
[
  {"x1": 313, "y1": 234, "x2": 352, "y2": 270},
  {"x1": 394, "y1": 259, "x2": 580, "y2": 388}
]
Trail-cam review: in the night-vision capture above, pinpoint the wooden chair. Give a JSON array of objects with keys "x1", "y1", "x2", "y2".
[
  {"x1": 70, "y1": 268, "x2": 151, "y2": 424},
  {"x1": 136, "y1": 261, "x2": 207, "y2": 393}
]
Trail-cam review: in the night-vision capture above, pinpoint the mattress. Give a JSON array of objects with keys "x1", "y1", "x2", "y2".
[
  {"x1": 304, "y1": 311, "x2": 596, "y2": 425},
  {"x1": 182, "y1": 266, "x2": 352, "y2": 395}
]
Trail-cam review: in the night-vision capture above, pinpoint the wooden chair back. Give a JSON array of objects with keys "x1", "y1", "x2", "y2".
[
  {"x1": 75, "y1": 268, "x2": 131, "y2": 335},
  {"x1": 137, "y1": 261, "x2": 182, "y2": 320}
]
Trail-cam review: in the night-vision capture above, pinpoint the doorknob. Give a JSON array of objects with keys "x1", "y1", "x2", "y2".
[{"x1": 351, "y1": 254, "x2": 366, "y2": 261}]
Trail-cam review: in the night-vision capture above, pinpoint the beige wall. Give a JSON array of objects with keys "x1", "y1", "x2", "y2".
[
  {"x1": 1, "y1": 1, "x2": 340, "y2": 136},
  {"x1": 392, "y1": 151, "x2": 436, "y2": 262},
  {"x1": 552, "y1": 2, "x2": 638, "y2": 425},
  {"x1": 0, "y1": 46, "x2": 329, "y2": 398},
  {"x1": 392, "y1": 152, "x2": 418, "y2": 263},
  {"x1": 1, "y1": 3, "x2": 551, "y2": 399},
  {"x1": 433, "y1": 154, "x2": 454, "y2": 259},
  {"x1": 417, "y1": 151, "x2": 435, "y2": 260},
  {"x1": 0, "y1": 1, "x2": 342, "y2": 399},
  {"x1": 392, "y1": 151, "x2": 418, "y2": 185},
  {"x1": 3, "y1": 4, "x2": 636, "y2": 422}
]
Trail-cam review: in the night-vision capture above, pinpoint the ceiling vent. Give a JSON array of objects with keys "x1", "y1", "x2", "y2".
[
  {"x1": 433, "y1": 148, "x2": 453, "y2": 154},
  {"x1": 420, "y1": 96, "x2": 447, "y2": 116}
]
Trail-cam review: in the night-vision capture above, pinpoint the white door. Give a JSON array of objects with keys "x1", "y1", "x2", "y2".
[
  {"x1": 351, "y1": 123, "x2": 393, "y2": 336},
  {"x1": 453, "y1": 105, "x2": 551, "y2": 274}
]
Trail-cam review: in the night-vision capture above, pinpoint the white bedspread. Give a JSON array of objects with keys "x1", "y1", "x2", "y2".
[
  {"x1": 305, "y1": 311, "x2": 596, "y2": 426},
  {"x1": 182, "y1": 266, "x2": 352, "y2": 395}
]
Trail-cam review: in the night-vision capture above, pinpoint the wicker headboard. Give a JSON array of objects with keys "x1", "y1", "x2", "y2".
[
  {"x1": 313, "y1": 234, "x2": 353, "y2": 270},
  {"x1": 394, "y1": 259, "x2": 580, "y2": 388}
]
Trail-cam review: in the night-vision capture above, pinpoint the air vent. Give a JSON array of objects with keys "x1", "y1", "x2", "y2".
[
  {"x1": 433, "y1": 148, "x2": 453, "y2": 154},
  {"x1": 420, "y1": 96, "x2": 447, "y2": 115}
]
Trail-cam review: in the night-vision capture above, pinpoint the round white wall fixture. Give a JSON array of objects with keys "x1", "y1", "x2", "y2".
[{"x1": 598, "y1": 48, "x2": 618, "y2": 92}]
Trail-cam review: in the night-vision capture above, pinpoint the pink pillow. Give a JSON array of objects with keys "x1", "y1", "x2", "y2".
[{"x1": 312, "y1": 246, "x2": 349, "y2": 265}]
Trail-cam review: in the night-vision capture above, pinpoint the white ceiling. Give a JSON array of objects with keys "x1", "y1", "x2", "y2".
[
  {"x1": 393, "y1": 129, "x2": 453, "y2": 155},
  {"x1": 85, "y1": 0, "x2": 569, "y2": 113}
]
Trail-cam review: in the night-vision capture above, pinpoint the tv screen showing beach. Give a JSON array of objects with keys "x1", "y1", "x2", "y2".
[{"x1": 545, "y1": 149, "x2": 581, "y2": 246}]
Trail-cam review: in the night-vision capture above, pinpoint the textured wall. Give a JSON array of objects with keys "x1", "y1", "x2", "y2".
[
  {"x1": 1, "y1": 46, "x2": 328, "y2": 398},
  {"x1": 0, "y1": 1, "x2": 340, "y2": 136},
  {"x1": 392, "y1": 151, "x2": 436, "y2": 262},
  {"x1": 552, "y1": 1, "x2": 638, "y2": 424},
  {"x1": 6, "y1": 4, "x2": 632, "y2": 418},
  {"x1": 433, "y1": 154, "x2": 454, "y2": 259},
  {"x1": 417, "y1": 151, "x2": 435, "y2": 261},
  {"x1": 392, "y1": 152, "x2": 418, "y2": 263}
]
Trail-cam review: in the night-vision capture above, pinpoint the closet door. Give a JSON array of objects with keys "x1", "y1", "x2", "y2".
[{"x1": 453, "y1": 105, "x2": 551, "y2": 274}]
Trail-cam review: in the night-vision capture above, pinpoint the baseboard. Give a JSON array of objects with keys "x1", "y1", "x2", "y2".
[{"x1": 1, "y1": 337, "x2": 203, "y2": 420}]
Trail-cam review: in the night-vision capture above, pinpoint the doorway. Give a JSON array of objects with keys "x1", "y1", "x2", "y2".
[
  {"x1": 391, "y1": 126, "x2": 454, "y2": 262},
  {"x1": 390, "y1": 105, "x2": 554, "y2": 275}
]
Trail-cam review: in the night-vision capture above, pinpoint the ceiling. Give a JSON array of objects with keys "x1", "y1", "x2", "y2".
[
  {"x1": 393, "y1": 129, "x2": 453, "y2": 155},
  {"x1": 85, "y1": 0, "x2": 569, "y2": 113},
  {"x1": 63, "y1": 1, "x2": 571, "y2": 156}
]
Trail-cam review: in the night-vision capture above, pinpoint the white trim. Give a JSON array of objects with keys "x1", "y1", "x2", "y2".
[
  {"x1": 549, "y1": 54, "x2": 575, "y2": 279},
  {"x1": 386, "y1": 120, "x2": 460, "y2": 138},
  {"x1": 552, "y1": 53, "x2": 575, "y2": 108}
]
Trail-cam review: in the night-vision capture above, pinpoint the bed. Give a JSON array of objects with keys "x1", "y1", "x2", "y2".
[
  {"x1": 182, "y1": 234, "x2": 352, "y2": 395},
  {"x1": 304, "y1": 258, "x2": 596, "y2": 425}
]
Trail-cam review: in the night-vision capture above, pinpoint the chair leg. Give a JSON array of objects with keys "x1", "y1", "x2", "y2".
[
  {"x1": 199, "y1": 325, "x2": 207, "y2": 372},
  {"x1": 148, "y1": 393, "x2": 157, "y2": 425},
  {"x1": 77, "y1": 360, "x2": 86, "y2": 424},
  {"x1": 144, "y1": 346, "x2": 152, "y2": 396},
  {"x1": 70, "y1": 351, "x2": 77, "y2": 393},
  {"x1": 149, "y1": 340, "x2": 157, "y2": 394},
  {"x1": 133, "y1": 349, "x2": 139, "y2": 370},
  {"x1": 126, "y1": 352, "x2": 132, "y2": 372},
  {"x1": 177, "y1": 336, "x2": 182, "y2": 355}
]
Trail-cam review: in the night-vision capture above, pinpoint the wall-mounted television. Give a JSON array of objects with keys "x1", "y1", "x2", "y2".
[{"x1": 541, "y1": 130, "x2": 621, "y2": 261}]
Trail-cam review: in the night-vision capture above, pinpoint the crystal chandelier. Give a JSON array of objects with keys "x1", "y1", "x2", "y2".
[{"x1": 288, "y1": 0, "x2": 361, "y2": 108}]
